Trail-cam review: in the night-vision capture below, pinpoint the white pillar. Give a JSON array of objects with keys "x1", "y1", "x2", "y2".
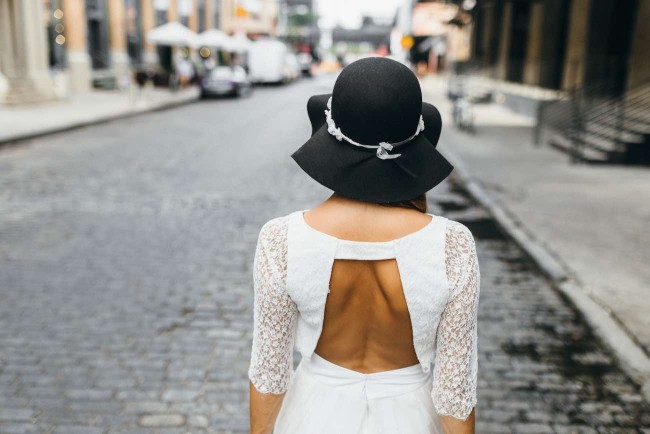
[
  {"x1": 62, "y1": 0, "x2": 93, "y2": 92},
  {"x1": 108, "y1": 0, "x2": 130, "y2": 81},
  {"x1": 0, "y1": 0, "x2": 57, "y2": 104},
  {"x1": 141, "y1": 0, "x2": 159, "y2": 66}
]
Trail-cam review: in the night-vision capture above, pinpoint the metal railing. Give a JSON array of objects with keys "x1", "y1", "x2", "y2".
[{"x1": 535, "y1": 78, "x2": 650, "y2": 164}]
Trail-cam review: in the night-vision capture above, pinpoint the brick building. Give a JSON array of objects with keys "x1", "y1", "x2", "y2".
[{"x1": 0, "y1": 0, "x2": 277, "y2": 104}]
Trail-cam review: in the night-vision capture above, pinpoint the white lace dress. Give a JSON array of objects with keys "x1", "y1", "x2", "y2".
[{"x1": 248, "y1": 210, "x2": 480, "y2": 434}]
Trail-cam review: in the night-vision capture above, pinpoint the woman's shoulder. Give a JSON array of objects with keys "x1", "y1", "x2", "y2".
[
  {"x1": 257, "y1": 211, "x2": 477, "y2": 248},
  {"x1": 441, "y1": 217, "x2": 477, "y2": 278},
  {"x1": 442, "y1": 217, "x2": 476, "y2": 247},
  {"x1": 257, "y1": 210, "x2": 301, "y2": 243}
]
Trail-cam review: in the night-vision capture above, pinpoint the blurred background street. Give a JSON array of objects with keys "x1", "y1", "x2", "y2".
[
  {"x1": 1, "y1": 0, "x2": 650, "y2": 433},
  {"x1": 1, "y1": 74, "x2": 649, "y2": 434}
]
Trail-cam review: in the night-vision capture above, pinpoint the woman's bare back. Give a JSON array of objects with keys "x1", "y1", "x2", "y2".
[{"x1": 305, "y1": 194, "x2": 434, "y2": 373}]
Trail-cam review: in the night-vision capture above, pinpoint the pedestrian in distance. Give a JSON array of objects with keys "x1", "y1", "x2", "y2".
[
  {"x1": 176, "y1": 55, "x2": 194, "y2": 89},
  {"x1": 249, "y1": 57, "x2": 480, "y2": 434}
]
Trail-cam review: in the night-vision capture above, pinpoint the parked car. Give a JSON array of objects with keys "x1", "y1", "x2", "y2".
[
  {"x1": 200, "y1": 65, "x2": 252, "y2": 98},
  {"x1": 249, "y1": 39, "x2": 300, "y2": 84},
  {"x1": 296, "y1": 52, "x2": 313, "y2": 76}
]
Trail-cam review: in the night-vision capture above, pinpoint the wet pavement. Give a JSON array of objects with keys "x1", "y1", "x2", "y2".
[{"x1": 0, "y1": 75, "x2": 648, "y2": 433}]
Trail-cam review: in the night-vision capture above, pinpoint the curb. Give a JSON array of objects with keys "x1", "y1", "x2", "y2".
[
  {"x1": 0, "y1": 92, "x2": 199, "y2": 147},
  {"x1": 445, "y1": 148, "x2": 650, "y2": 403}
]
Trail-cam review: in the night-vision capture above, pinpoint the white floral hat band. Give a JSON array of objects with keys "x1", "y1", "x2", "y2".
[{"x1": 324, "y1": 96, "x2": 425, "y2": 160}]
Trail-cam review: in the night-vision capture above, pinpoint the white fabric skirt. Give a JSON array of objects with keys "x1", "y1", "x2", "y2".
[{"x1": 273, "y1": 353, "x2": 444, "y2": 434}]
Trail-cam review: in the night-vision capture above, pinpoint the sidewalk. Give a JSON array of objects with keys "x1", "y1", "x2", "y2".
[
  {"x1": 421, "y1": 75, "x2": 650, "y2": 395},
  {"x1": 0, "y1": 86, "x2": 200, "y2": 145}
]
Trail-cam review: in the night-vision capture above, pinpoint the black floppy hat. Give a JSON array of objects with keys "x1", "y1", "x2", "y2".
[{"x1": 291, "y1": 56, "x2": 454, "y2": 203}]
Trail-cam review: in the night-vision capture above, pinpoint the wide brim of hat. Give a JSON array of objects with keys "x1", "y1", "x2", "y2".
[{"x1": 291, "y1": 95, "x2": 454, "y2": 203}]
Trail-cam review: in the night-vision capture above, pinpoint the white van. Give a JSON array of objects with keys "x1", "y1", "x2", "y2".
[{"x1": 248, "y1": 39, "x2": 299, "y2": 84}]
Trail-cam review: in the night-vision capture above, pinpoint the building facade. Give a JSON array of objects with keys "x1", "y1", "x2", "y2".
[
  {"x1": 219, "y1": 0, "x2": 277, "y2": 36},
  {"x1": 0, "y1": 0, "x2": 277, "y2": 104},
  {"x1": 468, "y1": 0, "x2": 649, "y2": 94},
  {"x1": 277, "y1": 0, "x2": 320, "y2": 56},
  {"x1": 462, "y1": 0, "x2": 650, "y2": 164}
]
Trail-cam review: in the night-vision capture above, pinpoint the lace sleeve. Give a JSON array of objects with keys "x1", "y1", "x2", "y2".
[
  {"x1": 432, "y1": 222, "x2": 480, "y2": 420},
  {"x1": 248, "y1": 216, "x2": 298, "y2": 394}
]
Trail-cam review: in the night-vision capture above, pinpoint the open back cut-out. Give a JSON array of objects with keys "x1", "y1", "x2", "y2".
[
  {"x1": 315, "y1": 257, "x2": 421, "y2": 373},
  {"x1": 248, "y1": 210, "x2": 480, "y2": 420},
  {"x1": 300, "y1": 211, "x2": 436, "y2": 374}
]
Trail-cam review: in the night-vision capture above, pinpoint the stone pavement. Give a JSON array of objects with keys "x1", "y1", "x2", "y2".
[
  {"x1": 0, "y1": 74, "x2": 649, "y2": 433},
  {"x1": 421, "y1": 74, "x2": 650, "y2": 395},
  {"x1": 446, "y1": 183, "x2": 650, "y2": 433},
  {"x1": 0, "y1": 85, "x2": 199, "y2": 145}
]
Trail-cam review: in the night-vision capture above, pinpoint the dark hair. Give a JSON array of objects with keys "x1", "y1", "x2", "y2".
[{"x1": 380, "y1": 193, "x2": 427, "y2": 213}]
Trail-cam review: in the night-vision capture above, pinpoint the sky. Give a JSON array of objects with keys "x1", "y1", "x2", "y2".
[{"x1": 316, "y1": 0, "x2": 406, "y2": 29}]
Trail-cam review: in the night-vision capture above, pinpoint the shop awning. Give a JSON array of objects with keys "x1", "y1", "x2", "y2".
[
  {"x1": 196, "y1": 29, "x2": 234, "y2": 49},
  {"x1": 147, "y1": 22, "x2": 198, "y2": 46}
]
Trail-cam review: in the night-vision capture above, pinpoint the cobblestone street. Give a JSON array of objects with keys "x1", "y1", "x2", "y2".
[{"x1": 0, "y1": 76, "x2": 648, "y2": 433}]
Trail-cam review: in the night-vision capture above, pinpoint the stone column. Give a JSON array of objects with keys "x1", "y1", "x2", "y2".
[
  {"x1": 479, "y1": 3, "x2": 495, "y2": 70},
  {"x1": 205, "y1": 0, "x2": 213, "y2": 29},
  {"x1": 188, "y1": 0, "x2": 199, "y2": 31},
  {"x1": 522, "y1": 1, "x2": 543, "y2": 85},
  {"x1": 221, "y1": 0, "x2": 233, "y2": 33},
  {"x1": 626, "y1": 0, "x2": 650, "y2": 90},
  {"x1": 168, "y1": 0, "x2": 178, "y2": 22},
  {"x1": 495, "y1": 2, "x2": 512, "y2": 80},
  {"x1": 562, "y1": 0, "x2": 591, "y2": 90},
  {"x1": 140, "y1": 0, "x2": 158, "y2": 65},
  {"x1": 62, "y1": 0, "x2": 92, "y2": 92},
  {"x1": 538, "y1": 0, "x2": 569, "y2": 89},
  {"x1": 108, "y1": 0, "x2": 130, "y2": 78},
  {"x1": 0, "y1": 0, "x2": 57, "y2": 103}
]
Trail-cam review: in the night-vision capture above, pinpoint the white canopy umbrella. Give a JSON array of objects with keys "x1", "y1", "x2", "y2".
[
  {"x1": 196, "y1": 29, "x2": 234, "y2": 49},
  {"x1": 229, "y1": 32, "x2": 253, "y2": 52},
  {"x1": 146, "y1": 21, "x2": 198, "y2": 46}
]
